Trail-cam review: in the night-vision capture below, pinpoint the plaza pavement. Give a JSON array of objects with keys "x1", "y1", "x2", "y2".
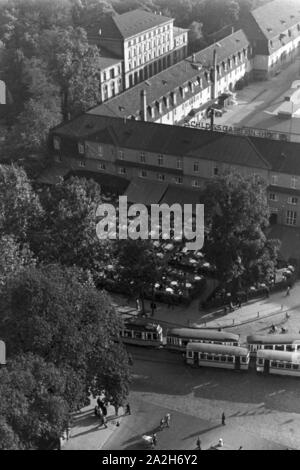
[{"x1": 64, "y1": 281, "x2": 300, "y2": 450}]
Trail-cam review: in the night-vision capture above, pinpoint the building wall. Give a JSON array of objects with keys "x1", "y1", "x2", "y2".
[{"x1": 100, "y1": 63, "x2": 123, "y2": 102}]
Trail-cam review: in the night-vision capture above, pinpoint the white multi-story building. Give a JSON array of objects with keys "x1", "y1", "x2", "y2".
[
  {"x1": 88, "y1": 30, "x2": 252, "y2": 126},
  {"x1": 98, "y1": 57, "x2": 123, "y2": 103},
  {"x1": 88, "y1": 9, "x2": 188, "y2": 90},
  {"x1": 242, "y1": 0, "x2": 300, "y2": 80}
]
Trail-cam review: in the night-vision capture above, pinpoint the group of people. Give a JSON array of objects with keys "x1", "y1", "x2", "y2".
[{"x1": 94, "y1": 399, "x2": 131, "y2": 428}]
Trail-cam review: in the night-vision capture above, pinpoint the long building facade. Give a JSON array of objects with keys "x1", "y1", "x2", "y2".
[
  {"x1": 89, "y1": 29, "x2": 252, "y2": 126},
  {"x1": 50, "y1": 114, "x2": 300, "y2": 229}
]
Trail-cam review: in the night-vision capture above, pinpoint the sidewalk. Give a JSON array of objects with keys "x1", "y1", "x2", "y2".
[
  {"x1": 112, "y1": 284, "x2": 294, "y2": 330},
  {"x1": 63, "y1": 398, "x2": 127, "y2": 451}
]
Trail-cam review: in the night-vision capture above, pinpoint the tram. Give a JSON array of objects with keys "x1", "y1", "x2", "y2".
[
  {"x1": 119, "y1": 318, "x2": 164, "y2": 347},
  {"x1": 247, "y1": 334, "x2": 300, "y2": 356},
  {"x1": 186, "y1": 342, "x2": 250, "y2": 371},
  {"x1": 166, "y1": 328, "x2": 240, "y2": 351},
  {"x1": 256, "y1": 349, "x2": 300, "y2": 377}
]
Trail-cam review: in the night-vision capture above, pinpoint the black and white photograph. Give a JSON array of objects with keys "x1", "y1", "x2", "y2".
[{"x1": 0, "y1": 0, "x2": 300, "y2": 453}]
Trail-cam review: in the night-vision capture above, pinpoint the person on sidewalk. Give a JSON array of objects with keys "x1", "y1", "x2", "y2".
[
  {"x1": 286, "y1": 286, "x2": 290, "y2": 296},
  {"x1": 165, "y1": 413, "x2": 171, "y2": 428},
  {"x1": 196, "y1": 436, "x2": 202, "y2": 450},
  {"x1": 126, "y1": 403, "x2": 131, "y2": 415},
  {"x1": 222, "y1": 412, "x2": 226, "y2": 426},
  {"x1": 160, "y1": 417, "x2": 165, "y2": 430},
  {"x1": 102, "y1": 416, "x2": 108, "y2": 429},
  {"x1": 152, "y1": 433, "x2": 157, "y2": 447}
]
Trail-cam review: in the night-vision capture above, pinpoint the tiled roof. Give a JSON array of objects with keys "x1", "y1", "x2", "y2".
[
  {"x1": 51, "y1": 115, "x2": 271, "y2": 171},
  {"x1": 97, "y1": 56, "x2": 122, "y2": 70},
  {"x1": 112, "y1": 9, "x2": 173, "y2": 38},
  {"x1": 125, "y1": 177, "x2": 168, "y2": 205},
  {"x1": 89, "y1": 9, "x2": 173, "y2": 42},
  {"x1": 88, "y1": 29, "x2": 250, "y2": 120},
  {"x1": 251, "y1": 0, "x2": 300, "y2": 40},
  {"x1": 252, "y1": 137, "x2": 300, "y2": 175}
]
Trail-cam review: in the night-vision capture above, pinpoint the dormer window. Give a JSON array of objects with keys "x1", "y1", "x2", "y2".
[
  {"x1": 53, "y1": 136, "x2": 61, "y2": 150},
  {"x1": 78, "y1": 142, "x2": 85, "y2": 155},
  {"x1": 156, "y1": 100, "x2": 162, "y2": 114}
]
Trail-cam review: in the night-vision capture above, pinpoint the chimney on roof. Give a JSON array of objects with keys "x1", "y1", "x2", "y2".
[{"x1": 141, "y1": 89, "x2": 147, "y2": 122}]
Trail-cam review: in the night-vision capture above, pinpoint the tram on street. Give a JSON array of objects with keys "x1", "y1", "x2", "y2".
[
  {"x1": 119, "y1": 318, "x2": 164, "y2": 347},
  {"x1": 186, "y1": 342, "x2": 250, "y2": 370},
  {"x1": 256, "y1": 349, "x2": 300, "y2": 377},
  {"x1": 247, "y1": 334, "x2": 300, "y2": 356},
  {"x1": 166, "y1": 328, "x2": 240, "y2": 351}
]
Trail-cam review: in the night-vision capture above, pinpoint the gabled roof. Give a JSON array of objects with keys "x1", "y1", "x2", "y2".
[
  {"x1": 51, "y1": 115, "x2": 271, "y2": 172},
  {"x1": 88, "y1": 29, "x2": 250, "y2": 120},
  {"x1": 89, "y1": 9, "x2": 173, "y2": 42},
  {"x1": 252, "y1": 137, "x2": 300, "y2": 176},
  {"x1": 112, "y1": 9, "x2": 173, "y2": 39},
  {"x1": 251, "y1": 0, "x2": 300, "y2": 41}
]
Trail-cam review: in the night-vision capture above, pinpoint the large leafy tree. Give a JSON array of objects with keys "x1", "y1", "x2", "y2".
[
  {"x1": 115, "y1": 239, "x2": 165, "y2": 313},
  {"x1": 0, "y1": 235, "x2": 35, "y2": 289},
  {"x1": 0, "y1": 164, "x2": 43, "y2": 243},
  {"x1": 31, "y1": 176, "x2": 108, "y2": 275},
  {"x1": 201, "y1": 172, "x2": 280, "y2": 291},
  {"x1": 0, "y1": 353, "x2": 70, "y2": 450},
  {"x1": 0, "y1": 264, "x2": 131, "y2": 409},
  {"x1": 41, "y1": 26, "x2": 102, "y2": 119}
]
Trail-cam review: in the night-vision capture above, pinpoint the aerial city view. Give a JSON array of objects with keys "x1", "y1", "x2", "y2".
[{"x1": 1, "y1": 0, "x2": 300, "y2": 453}]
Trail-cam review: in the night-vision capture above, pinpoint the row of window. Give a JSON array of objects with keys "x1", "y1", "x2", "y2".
[
  {"x1": 102, "y1": 79, "x2": 122, "y2": 100},
  {"x1": 251, "y1": 344, "x2": 300, "y2": 352},
  {"x1": 257, "y1": 358, "x2": 300, "y2": 370},
  {"x1": 120, "y1": 329, "x2": 159, "y2": 341},
  {"x1": 187, "y1": 351, "x2": 248, "y2": 363},
  {"x1": 127, "y1": 24, "x2": 171, "y2": 46},
  {"x1": 128, "y1": 45, "x2": 171, "y2": 69},
  {"x1": 271, "y1": 175, "x2": 298, "y2": 188},
  {"x1": 102, "y1": 66, "x2": 121, "y2": 82},
  {"x1": 269, "y1": 193, "x2": 298, "y2": 204},
  {"x1": 128, "y1": 36, "x2": 171, "y2": 57},
  {"x1": 269, "y1": 24, "x2": 300, "y2": 48}
]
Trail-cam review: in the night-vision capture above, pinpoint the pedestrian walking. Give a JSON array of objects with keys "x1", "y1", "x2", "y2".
[
  {"x1": 126, "y1": 403, "x2": 131, "y2": 415},
  {"x1": 286, "y1": 286, "x2": 290, "y2": 296},
  {"x1": 103, "y1": 416, "x2": 108, "y2": 429},
  {"x1": 160, "y1": 417, "x2": 165, "y2": 430},
  {"x1": 196, "y1": 436, "x2": 202, "y2": 450},
  {"x1": 152, "y1": 433, "x2": 157, "y2": 447},
  {"x1": 165, "y1": 413, "x2": 171, "y2": 427},
  {"x1": 222, "y1": 412, "x2": 226, "y2": 426},
  {"x1": 218, "y1": 438, "x2": 224, "y2": 447},
  {"x1": 97, "y1": 397, "x2": 102, "y2": 408}
]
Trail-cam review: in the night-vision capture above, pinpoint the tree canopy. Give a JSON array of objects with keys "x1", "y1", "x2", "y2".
[
  {"x1": 0, "y1": 263, "x2": 131, "y2": 411},
  {"x1": 201, "y1": 172, "x2": 280, "y2": 290}
]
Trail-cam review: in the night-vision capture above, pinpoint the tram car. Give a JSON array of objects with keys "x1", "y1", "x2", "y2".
[
  {"x1": 186, "y1": 342, "x2": 250, "y2": 371},
  {"x1": 119, "y1": 318, "x2": 163, "y2": 347},
  {"x1": 256, "y1": 349, "x2": 300, "y2": 377},
  {"x1": 247, "y1": 334, "x2": 300, "y2": 356},
  {"x1": 166, "y1": 328, "x2": 240, "y2": 351}
]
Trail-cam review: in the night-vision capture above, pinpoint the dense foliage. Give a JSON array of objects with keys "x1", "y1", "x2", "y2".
[
  {"x1": 201, "y1": 172, "x2": 280, "y2": 291},
  {"x1": 0, "y1": 165, "x2": 131, "y2": 449}
]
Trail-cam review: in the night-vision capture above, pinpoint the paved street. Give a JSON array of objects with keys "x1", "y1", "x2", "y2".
[
  {"x1": 65, "y1": 282, "x2": 300, "y2": 450},
  {"x1": 211, "y1": 58, "x2": 300, "y2": 140},
  {"x1": 104, "y1": 346, "x2": 300, "y2": 450}
]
